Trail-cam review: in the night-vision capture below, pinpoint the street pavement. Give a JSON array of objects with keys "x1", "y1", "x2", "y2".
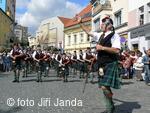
[{"x1": 0, "y1": 69, "x2": 150, "y2": 113}]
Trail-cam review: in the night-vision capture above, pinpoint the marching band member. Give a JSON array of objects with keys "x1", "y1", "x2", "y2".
[
  {"x1": 78, "y1": 16, "x2": 121, "y2": 113},
  {"x1": 32, "y1": 45, "x2": 45, "y2": 82},
  {"x1": 10, "y1": 43, "x2": 23, "y2": 83}
]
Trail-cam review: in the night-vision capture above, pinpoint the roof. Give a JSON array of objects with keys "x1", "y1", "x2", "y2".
[
  {"x1": 64, "y1": 4, "x2": 92, "y2": 28},
  {"x1": 58, "y1": 16, "x2": 72, "y2": 26}
]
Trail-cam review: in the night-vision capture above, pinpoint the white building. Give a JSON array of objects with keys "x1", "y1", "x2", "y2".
[
  {"x1": 128, "y1": 0, "x2": 150, "y2": 53},
  {"x1": 36, "y1": 16, "x2": 71, "y2": 49}
]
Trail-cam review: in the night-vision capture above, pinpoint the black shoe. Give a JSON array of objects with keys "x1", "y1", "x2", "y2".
[
  {"x1": 101, "y1": 111, "x2": 108, "y2": 113},
  {"x1": 101, "y1": 107, "x2": 115, "y2": 113},
  {"x1": 65, "y1": 79, "x2": 68, "y2": 82},
  {"x1": 90, "y1": 80, "x2": 93, "y2": 84},
  {"x1": 12, "y1": 80, "x2": 17, "y2": 82},
  {"x1": 101, "y1": 110, "x2": 114, "y2": 113}
]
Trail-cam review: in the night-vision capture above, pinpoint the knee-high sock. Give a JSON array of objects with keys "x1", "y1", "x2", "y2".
[{"x1": 102, "y1": 89, "x2": 114, "y2": 110}]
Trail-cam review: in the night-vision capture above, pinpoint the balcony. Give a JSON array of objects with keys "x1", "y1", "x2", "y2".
[{"x1": 92, "y1": 0, "x2": 112, "y2": 16}]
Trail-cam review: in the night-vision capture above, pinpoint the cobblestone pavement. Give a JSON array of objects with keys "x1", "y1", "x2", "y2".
[{"x1": 0, "y1": 69, "x2": 150, "y2": 113}]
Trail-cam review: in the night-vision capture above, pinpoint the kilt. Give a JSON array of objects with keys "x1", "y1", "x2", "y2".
[
  {"x1": 72, "y1": 62, "x2": 78, "y2": 69},
  {"x1": 78, "y1": 62, "x2": 85, "y2": 72},
  {"x1": 12, "y1": 60, "x2": 22, "y2": 70},
  {"x1": 98, "y1": 61, "x2": 121, "y2": 89},
  {"x1": 91, "y1": 62, "x2": 98, "y2": 72}
]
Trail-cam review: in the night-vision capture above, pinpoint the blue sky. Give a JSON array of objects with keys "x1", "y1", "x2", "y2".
[
  {"x1": 16, "y1": 0, "x2": 90, "y2": 34},
  {"x1": 16, "y1": 0, "x2": 90, "y2": 14},
  {"x1": 69, "y1": 0, "x2": 90, "y2": 6}
]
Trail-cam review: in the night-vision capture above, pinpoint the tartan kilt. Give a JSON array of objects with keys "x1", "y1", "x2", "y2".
[
  {"x1": 98, "y1": 61, "x2": 121, "y2": 89},
  {"x1": 84, "y1": 62, "x2": 90, "y2": 72},
  {"x1": 91, "y1": 61, "x2": 98, "y2": 72},
  {"x1": 72, "y1": 62, "x2": 78, "y2": 69},
  {"x1": 12, "y1": 60, "x2": 22, "y2": 70},
  {"x1": 78, "y1": 62, "x2": 83, "y2": 71}
]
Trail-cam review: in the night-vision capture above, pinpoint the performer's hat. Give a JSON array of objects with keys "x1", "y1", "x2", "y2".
[{"x1": 102, "y1": 17, "x2": 113, "y2": 25}]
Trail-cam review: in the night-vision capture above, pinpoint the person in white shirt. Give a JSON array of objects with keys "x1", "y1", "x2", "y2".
[
  {"x1": 133, "y1": 51, "x2": 144, "y2": 81},
  {"x1": 10, "y1": 43, "x2": 23, "y2": 83},
  {"x1": 78, "y1": 16, "x2": 121, "y2": 113}
]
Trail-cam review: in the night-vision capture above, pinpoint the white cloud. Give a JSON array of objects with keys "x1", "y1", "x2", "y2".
[
  {"x1": 20, "y1": 12, "x2": 38, "y2": 27},
  {"x1": 16, "y1": 0, "x2": 84, "y2": 34}
]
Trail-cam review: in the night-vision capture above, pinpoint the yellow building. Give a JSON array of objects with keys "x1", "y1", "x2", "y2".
[
  {"x1": 64, "y1": 4, "x2": 92, "y2": 53},
  {"x1": 0, "y1": 8, "x2": 13, "y2": 48}
]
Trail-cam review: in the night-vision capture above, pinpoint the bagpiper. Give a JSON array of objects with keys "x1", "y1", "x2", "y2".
[
  {"x1": 10, "y1": 43, "x2": 23, "y2": 83},
  {"x1": 77, "y1": 50, "x2": 85, "y2": 78},
  {"x1": 32, "y1": 45, "x2": 45, "y2": 82},
  {"x1": 59, "y1": 53, "x2": 70, "y2": 82},
  {"x1": 79, "y1": 16, "x2": 121, "y2": 113},
  {"x1": 71, "y1": 51, "x2": 78, "y2": 75}
]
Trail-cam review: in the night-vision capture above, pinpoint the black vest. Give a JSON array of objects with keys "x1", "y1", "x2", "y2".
[
  {"x1": 35, "y1": 52, "x2": 44, "y2": 59},
  {"x1": 57, "y1": 54, "x2": 61, "y2": 61},
  {"x1": 79, "y1": 54, "x2": 83, "y2": 60},
  {"x1": 97, "y1": 32, "x2": 118, "y2": 66},
  {"x1": 73, "y1": 55, "x2": 77, "y2": 59},
  {"x1": 86, "y1": 53, "x2": 93, "y2": 60}
]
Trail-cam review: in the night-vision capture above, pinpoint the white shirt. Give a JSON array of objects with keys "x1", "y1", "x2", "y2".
[
  {"x1": 90, "y1": 31, "x2": 121, "y2": 49},
  {"x1": 133, "y1": 57, "x2": 144, "y2": 70},
  {"x1": 10, "y1": 49, "x2": 22, "y2": 55},
  {"x1": 32, "y1": 51, "x2": 37, "y2": 60},
  {"x1": 77, "y1": 53, "x2": 86, "y2": 60}
]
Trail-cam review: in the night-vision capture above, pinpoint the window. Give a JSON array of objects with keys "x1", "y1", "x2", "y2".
[
  {"x1": 93, "y1": 1, "x2": 98, "y2": 8},
  {"x1": 132, "y1": 44, "x2": 138, "y2": 51},
  {"x1": 139, "y1": 15, "x2": 144, "y2": 25},
  {"x1": 139, "y1": 6, "x2": 144, "y2": 25},
  {"x1": 80, "y1": 33, "x2": 84, "y2": 43},
  {"x1": 148, "y1": 3, "x2": 150, "y2": 11},
  {"x1": 82, "y1": 12, "x2": 92, "y2": 19},
  {"x1": 86, "y1": 35, "x2": 90, "y2": 42},
  {"x1": 74, "y1": 35, "x2": 77, "y2": 44},
  {"x1": 114, "y1": 11, "x2": 121, "y2": 27},
  {"x1": 94, "y1": 18, "x2": 100, "y2": 31},
  {"x1": 68, "y1": 36, "x2": 71, "y2": 46},
  {"x1": 147, "y1": 3, "x2": 150, "y2": 23},
  {"x1": 139, "y1": 6, "x2": 144, "y2": 13}
]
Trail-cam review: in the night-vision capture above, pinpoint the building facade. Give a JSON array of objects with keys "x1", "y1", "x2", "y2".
[
  {"x1": 0, "y1": 0, "x2": 16, "y2": 21},
  {"x1": 128, "y1": 0, "x2": 150, "y2": 52},
  {"x1": 28, "y1": 36, "x2": 37, "y2": 48},
  {"x1": 90, "y1": 0, "x2": 113, "y2": 32},
  {"x1": 0, "y1": 8, "x2": 13, "y2": 48},
  {"x1": 64, "y1": 4, "x2": 92, "y2": 53},
  {"x1": 14, "y1": 25, "x2": 28, "y2": 46},
  {"x1": 36, "y1": 16, "x2": 71, "y2": 50},
  {"x1": 112, "y1": 0, "x2": 128, "y2": 39}
]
